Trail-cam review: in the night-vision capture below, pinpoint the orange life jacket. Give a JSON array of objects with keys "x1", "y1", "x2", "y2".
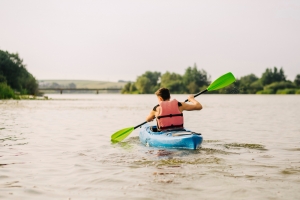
[{"x1": 157, "y1": 99, "x2": 184, "y2": 131}]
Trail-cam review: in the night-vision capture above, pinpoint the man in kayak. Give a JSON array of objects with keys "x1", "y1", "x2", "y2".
[{"x1": 146, "y1": 88, "x2": 202, "y2": 131}]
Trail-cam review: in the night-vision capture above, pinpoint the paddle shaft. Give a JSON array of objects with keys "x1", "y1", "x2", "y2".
[
  {"x1": 184, "y1": 89, "x2": 208, "y2": 102},
  {"x1": 134, "y1": 121, "x2": 148, "y2": 129},
  {"x1": 133, "y1": 89, "x2": 208, "y2": 129}
]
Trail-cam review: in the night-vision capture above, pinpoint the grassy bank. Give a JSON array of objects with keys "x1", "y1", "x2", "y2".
[
  {"x1": 39, "y1": 80, "x2": 126, "y2": 89},
  {"x1": 0, "y1": 82, "x2": 49, "y2": 100}
]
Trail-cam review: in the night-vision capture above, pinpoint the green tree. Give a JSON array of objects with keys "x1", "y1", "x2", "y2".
[
  {"x1": 121, "y1": 82, "x2": 131, "y2": 94},
  {"x1": 0, "y1": 50, "x2": 38, "y2": 95},
  {"x1": 239, "y1": 74, "x2": 259, "y2": 94},
  {"x1": 186, "y1": 82, "x2": 199, "y2": 94},
  {"x1": 130, "y1": 82, "x2": 137, "y2": 93},
  {"x1": 294, "y1": 74, "x2": 300, "y2": 87},
  {"x1": 261, "y1": 67, "x2": 286, "y2": 86},
  {"x1": 160, "y1": 71, "x2": 184, "y2": 93},
  {"x1": 0, "y1": 74, "x2": 7, "y2": 83},
  {"x1": 135, "y1": 76, "x2": 152, "y2": 94},
  {"x1": 249, "y1": 80, "x2": 263, "y2": 93},
  {"x1": 121, "y1": 82, "x2": 138, "y2": 94},
  {"x1": 142, "y1": 71, "x2": 161, "y2": 86},
  {"x1": 182, "y1": 64, "x2": 210, "y2": 93},
  {"x1": 134, "y1": 71, "x2": 161, "y2": 94}
]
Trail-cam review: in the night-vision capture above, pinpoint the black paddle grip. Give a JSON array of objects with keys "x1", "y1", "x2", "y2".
[{"x1": 184, "y1": 89, "x2": 208, "y2": 102}]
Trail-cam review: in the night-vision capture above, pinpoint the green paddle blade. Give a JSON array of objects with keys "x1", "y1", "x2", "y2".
[
  {"x1": 207, "y1": 72, "x2": 236, "y2": 91},
  {"x1": 111, "y1": 127, "x2": 134, "y2": 143}
]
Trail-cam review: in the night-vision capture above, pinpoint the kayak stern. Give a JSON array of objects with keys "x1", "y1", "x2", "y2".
[{"x1": 139, "y1": 124, "x2": 203, "y2": 150}]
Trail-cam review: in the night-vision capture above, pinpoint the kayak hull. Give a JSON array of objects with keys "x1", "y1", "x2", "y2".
[{"x1": 139, "y1": 124, "x2": 203, "y2": 150}]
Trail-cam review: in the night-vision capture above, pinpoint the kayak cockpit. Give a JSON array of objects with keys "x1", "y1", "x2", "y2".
[{"x1": 147, "y1": 126, "x2": 201, "y2": 137}]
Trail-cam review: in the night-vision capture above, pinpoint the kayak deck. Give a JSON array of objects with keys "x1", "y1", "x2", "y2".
[{"x1": 139, "y1": 124, "x2": 203, "y2": 150}]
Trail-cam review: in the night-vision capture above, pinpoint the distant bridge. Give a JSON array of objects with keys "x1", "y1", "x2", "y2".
[{"x1": 39, "y1": 88, "x2": 122, "y2": 94}]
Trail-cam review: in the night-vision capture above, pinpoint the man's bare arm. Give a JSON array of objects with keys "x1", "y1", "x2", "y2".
[
  {"x1": 146, "y1": 110, "x2": 156, "y2": 122},
  {"x1": 180, "y1": 95, "x2": 202, "y2": 111}
]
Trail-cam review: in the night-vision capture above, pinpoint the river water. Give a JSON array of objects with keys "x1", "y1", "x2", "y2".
[{"x1": 0, "y1": 94, "x2": 299, "y2": 199}]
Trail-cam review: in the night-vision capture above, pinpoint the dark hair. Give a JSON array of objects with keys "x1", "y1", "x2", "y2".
[{"x1": 155, "y1": 88, "x2": 170, "y2": 100}]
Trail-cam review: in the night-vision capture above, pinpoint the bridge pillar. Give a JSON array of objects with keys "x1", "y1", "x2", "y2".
[
  {"x1": 60, "y1": 90, "x2": 62, "y2": 94},
  {"x1": 96, "y1": 90, "x2": 99, "y2": 94}
]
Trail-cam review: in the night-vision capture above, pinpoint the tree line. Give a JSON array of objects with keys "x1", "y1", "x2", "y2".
[
  {"x1": 0, "y1": 50, "x2": 38, "y2": 99},
  {"x1": 122, "y1": 64, "x2": 300, "y2": 94}
]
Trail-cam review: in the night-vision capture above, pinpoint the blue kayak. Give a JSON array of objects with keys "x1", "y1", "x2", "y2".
[{"x1": 139, "y1": 124, "x2": 203, "y2": 150}]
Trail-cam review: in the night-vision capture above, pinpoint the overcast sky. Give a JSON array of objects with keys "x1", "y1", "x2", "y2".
[{"x1": 1, "y1": 0, "x2": 299, "y2": 82}]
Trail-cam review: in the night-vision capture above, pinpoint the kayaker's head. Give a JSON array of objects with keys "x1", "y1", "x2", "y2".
[{"x1": 155, "y1": 88, "x2": 170, "y2": 102}]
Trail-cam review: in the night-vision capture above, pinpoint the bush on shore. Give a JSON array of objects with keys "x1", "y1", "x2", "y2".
[
  {"x1": 264, "y1": 81, "x2": 296, "y2": 93},
  {"x1": 0, "y1": 83, "x2": 16, "y2": 99},
  {"x1": 276, "y1": 89, "x2": 296, "y2": 94}
]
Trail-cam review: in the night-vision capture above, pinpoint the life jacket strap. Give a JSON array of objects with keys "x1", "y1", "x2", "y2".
[{"x1": 157, "y1": 113, "x2": 183, "y2": 119}]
